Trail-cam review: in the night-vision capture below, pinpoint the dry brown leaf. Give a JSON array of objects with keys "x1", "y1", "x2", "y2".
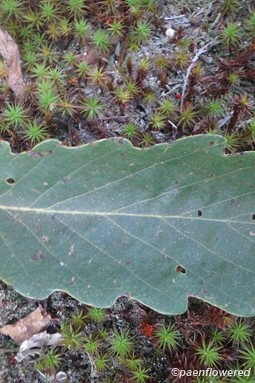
[
  {"x1": 20, "y1": 331, "x2": 64, "y2": 352},
  {"x1": 0, "y1": 28, "x2": 25, "y2": 102},
  {"x1": 0, "y1": 305, "x2": 51, "y2": 343},
  {"x1": 15, "y1": 331, "x2": 64, "y2": 362}
]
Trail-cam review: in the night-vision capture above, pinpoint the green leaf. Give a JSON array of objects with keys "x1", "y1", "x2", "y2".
[{"x1": 0, "y1": 135, "x2": 255, "y2": 316}]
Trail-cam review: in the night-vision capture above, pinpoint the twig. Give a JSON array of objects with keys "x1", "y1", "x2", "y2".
[
  {"x1": 217, "y1": 112, "x2": 233, "y2": 129},
  {"x1": 87, "y1": 352, "x2": 98, "y2": 383},
  {"x1": 210, "y1": 12, "x2": 222, "y2": 29},
  {"x1": 164, "y1": 15, "x2": 186, "y2": 20},
  {"x1": 102, "y1": 115, "x2": 129, "y2": 121},
  {"x1": 168, "y1": 119, "x2": 178, "y2": 130},
  {"x1": 164, "y1": 83, "x2": 183, "y2": 96},
  {"x1": 180, "y1": 42, "x2": 213, "y2": 112}
]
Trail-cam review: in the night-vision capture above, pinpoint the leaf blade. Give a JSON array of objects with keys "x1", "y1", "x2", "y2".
[{"x1": 0, "y1": 135, "x2": 255, "y2": 315}]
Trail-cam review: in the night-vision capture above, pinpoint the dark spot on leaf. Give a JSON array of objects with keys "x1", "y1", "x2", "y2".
[
  {"x1": 210, "y1": 141, "x2": 215, "y2": 146},
  {"x1": 198, "y1": 210, "x2": 202, "y2": 217},
  {"x1": 51, "y1": 214, "x2": 56, "y2": 220},
  {"x1": 6, "y1": 178, "x2": 15, "y2": 184},
  {"x1": 176, "y1": 265, "x2": 185, "y2": 274},
  {"x1": 118, "y1": 138, "x2": 125, "y2": 145},
  {"x1": 62, "y1": 177, "x2": 71, "y2": 184},
  {"x1": 31, "y1": 251, "x2": 44, "y2": 261},
  {"x1": 252, "y1": 214, "x2": 255, "y2": 220},
  {"x1": 230, "y1": 199, "x2": 236, "y2": 206}
]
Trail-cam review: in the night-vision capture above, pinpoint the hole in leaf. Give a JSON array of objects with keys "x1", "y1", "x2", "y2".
[
  {"x1": 252, "y1": 214, "x2": 255, "y2": 220},
  {"x1": 176, "y1": 265, "x2": 186, "y2": 274},
  {"x1": 198, "y1": 210, "x2": 202, "y2": 217},
  {"x1": 6, "y1": 178, "x2": 15, "y2": 184}
]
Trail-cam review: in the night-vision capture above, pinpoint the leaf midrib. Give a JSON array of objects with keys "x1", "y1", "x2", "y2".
[{"x1": 0, "y1": 205, "x2": 253, "y2": 224}]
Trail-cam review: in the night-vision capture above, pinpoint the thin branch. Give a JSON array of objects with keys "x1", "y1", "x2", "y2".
[
  {"x1": 168, "y1": 119, "x2": 178, "y2": 130},
  {"x1": 180, "y1": 42, "x2": 213, "y2": 112}
]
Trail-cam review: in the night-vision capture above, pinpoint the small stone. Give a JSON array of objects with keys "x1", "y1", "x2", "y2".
[
  {"x1": 165, "y1": 28, "x2": 175, "y2": 38},
  {"x1": 201, "y1": 54, "x2": 213, "y2": 64},
  {"x1": 56, "y1": 371, "x2": 67, "y2": 382}
]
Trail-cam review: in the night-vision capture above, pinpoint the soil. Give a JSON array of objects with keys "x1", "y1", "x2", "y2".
[{"x1": 0, "y1": 282, "x2": 255, "y2": 383}]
